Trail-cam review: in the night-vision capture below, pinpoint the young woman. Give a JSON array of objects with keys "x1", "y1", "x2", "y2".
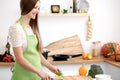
[{"x1": 8, "y1": 0, "x2": 60, "y2": 80}]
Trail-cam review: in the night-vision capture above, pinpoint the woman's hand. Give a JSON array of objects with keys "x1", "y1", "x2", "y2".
[
  {"x1": 37, "y1": 70, "x2": 51, "y2": 80},
  {"x1": 49, "y1": 65, "x2": 61, "y2": 75}
]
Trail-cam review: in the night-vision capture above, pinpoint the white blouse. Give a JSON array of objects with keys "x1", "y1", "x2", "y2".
[{"x1": 8, "y1": 22, "x2": 34, "y2": 51}]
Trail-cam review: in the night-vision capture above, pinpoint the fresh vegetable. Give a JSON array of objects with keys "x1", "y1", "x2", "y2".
[
  {"x1": 2, "y1": 53, "x2": 14, "y2": 62},
  {"x1": 57, "y1": 71, "x2": 63, "y2": 76},
  {"x1": 82, "y1": 53, "x2": 92, "y2": 60},
  {"x1": 78, "y1": 65, "x2": 88, "y2": 76},
  {"x1": 101, "y1": 42, "x2": 116, "y2": 57},
  {"x1": 0, "y1": 36, "x2": 14, "y2": 62},
  {"x1": 88, "y1": 64, "x2": 104, "y2": 78},
  {"x1": 55, "y1": 71, "x2": 64, "y2": 80},
  {"x1": 109, "y1": 43, "x2": 115, "y2": 52}
]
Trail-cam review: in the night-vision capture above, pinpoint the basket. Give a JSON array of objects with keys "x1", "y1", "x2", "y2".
[{"x1": 110, "y1": 54, "x2": 120, "y2": 62}]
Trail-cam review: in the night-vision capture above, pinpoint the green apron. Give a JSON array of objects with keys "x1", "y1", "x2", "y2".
[{"x1": 11, "y1": 18, "x2": 42, "y2": 80}]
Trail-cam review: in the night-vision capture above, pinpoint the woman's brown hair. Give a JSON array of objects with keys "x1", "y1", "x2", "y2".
[{"x1": 20, "y1": 0, "x2": 43, "y2": 53}]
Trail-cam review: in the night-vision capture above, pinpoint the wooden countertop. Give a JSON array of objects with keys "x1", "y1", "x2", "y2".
[
  {"x1": 52, "y1": 75, "x2": 91, "y2": 80},
  {"x1": 0, "y1": 56, "x2": 120, "y2": 68},
  {"x1": 48, "y1": 56, "x2": 105, "y2": 64},
  {"x1": 63, "y1": 75, "x2": 92, "y2": 80}
]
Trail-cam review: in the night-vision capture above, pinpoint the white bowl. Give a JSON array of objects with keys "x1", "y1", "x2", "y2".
[{"x1": 95, "y1": 74, "x2": 112, "y2": 80}]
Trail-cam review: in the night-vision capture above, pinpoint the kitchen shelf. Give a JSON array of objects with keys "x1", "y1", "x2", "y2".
[
  {"x1": 1, "y1": 56, "x2": 120, "y2": 68},
  {"x1": 39, "y1": 13, "x2": 94, "y2": 17},
  {"x1": 0, "y1": 62, "x2": 14, "y2": 66}
]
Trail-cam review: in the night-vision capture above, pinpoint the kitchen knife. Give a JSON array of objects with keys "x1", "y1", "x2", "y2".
[
  {"x1": 51, "y1": 78, "x2": 63, "y2": 80},
  {"x1": 71, "y1": 54, "x2": 82, "y2": 58}
]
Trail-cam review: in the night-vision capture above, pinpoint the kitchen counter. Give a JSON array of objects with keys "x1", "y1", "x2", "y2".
[
  {"x1": 48, "y1": 56, "x2": 120, "y2": 68},
  {"x1": 48, "y1": 56, "x2": 105, "y2": 64},
  {"x1": 63, "y1": 75, "x2": 92, "y2": 80},
  {"x1": 0, "y1": 56, "x2": 120, "y2": 68}
]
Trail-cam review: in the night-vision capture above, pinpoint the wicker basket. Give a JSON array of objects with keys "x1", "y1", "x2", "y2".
[{"x1": 110, "y1": 54, "x2": 120, "y2": 62}]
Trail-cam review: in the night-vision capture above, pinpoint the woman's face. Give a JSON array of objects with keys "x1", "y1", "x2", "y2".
[{"x1": 27, "y1": 1, "x2": 40, "y2": 19}]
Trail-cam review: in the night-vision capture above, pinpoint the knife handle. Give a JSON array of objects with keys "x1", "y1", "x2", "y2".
[{"x1": 72, "y1": 54, "x2": 82, "y2": 58}]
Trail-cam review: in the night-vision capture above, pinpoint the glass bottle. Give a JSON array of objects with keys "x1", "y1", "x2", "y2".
[
  {"x1": 5, "y1": 36, "x2": 10, "y2": 55},
  {"x1": 73, "y1": 0, "x2": 77, "y2": 13}
]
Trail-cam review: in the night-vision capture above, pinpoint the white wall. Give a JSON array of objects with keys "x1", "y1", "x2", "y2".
[
  {"x1": 39, "y1": 0, "x2": 120, "y2": 53},
  {"x1": 0, "y1": 0, "x2": 120, "y2": 55},
  {"x1": 0, "y1": 0, "x2": 20, "y2": 54}
]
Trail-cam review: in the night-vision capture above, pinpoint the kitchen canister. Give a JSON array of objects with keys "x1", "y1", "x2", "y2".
[{"x1": 92, "y1": 41, "x2": 101, "y2": 57}]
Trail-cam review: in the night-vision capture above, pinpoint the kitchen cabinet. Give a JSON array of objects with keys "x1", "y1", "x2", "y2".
[
  {"x1": 0, "y1": 56, "x2": 120, "y2": 80},
  {"x1": 42, "y1": 56, "x2": 120, "y2": 80},
  {"x1": 0, "y1": 62, "x2": 118, "y2": 80},
  {"x1": 0, "y1": 66, "x2": 12, "y2": 80},
  {"x1": 105, "y1": 63, "x2": 120, "y2": 80}
]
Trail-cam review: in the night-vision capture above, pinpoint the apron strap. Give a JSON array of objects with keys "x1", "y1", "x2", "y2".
[{"x1": 19, "y1": 17, "x2": 28, "y2": 35}]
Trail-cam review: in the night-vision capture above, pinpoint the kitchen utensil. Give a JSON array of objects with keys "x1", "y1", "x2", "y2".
[
  {"x1": 71, "y1": 54, "x2": 82, "y2": 58},
  {"x1": 52, "y1": 54, "x2": 82, "y2": 61},
  {"x1": 51, "y1": 78, "x2": 63, "y2": 80},
  {"x1": 52, "y1": 54, "x2": 69, "y2": 61},
  {"x1": 42, "y1": 48, "x2": 50, "y2": 59}
]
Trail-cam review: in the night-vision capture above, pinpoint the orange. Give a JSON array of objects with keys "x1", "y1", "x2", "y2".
[
  {"x1": 78, "y1": 65, "x2": 88, "y2": 76},
  {"x1": 82, "y1": 54, "x2": 88, "y2": 59}
]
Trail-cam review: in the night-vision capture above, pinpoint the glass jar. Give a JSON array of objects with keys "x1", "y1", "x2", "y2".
[{"x1": 92, "y1": 41, "x2": 101, "y2": 57}]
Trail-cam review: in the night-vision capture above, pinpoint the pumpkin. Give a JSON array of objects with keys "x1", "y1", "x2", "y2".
[
  {"x1": 78, "y1": 65, "x2": 88, "y2": 76},
  {"x1": 101, "y1": 42, "x2": 120, "y2": 57}
]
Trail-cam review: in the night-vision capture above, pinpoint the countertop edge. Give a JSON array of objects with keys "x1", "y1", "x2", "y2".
[{"x1": 0, "y1": 62, "x2": 14, "y2": 66}]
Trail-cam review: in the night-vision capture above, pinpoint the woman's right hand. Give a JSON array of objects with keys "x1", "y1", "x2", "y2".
[{"x1": 37, "y1": 70, "x2": 51, "y2": 80}]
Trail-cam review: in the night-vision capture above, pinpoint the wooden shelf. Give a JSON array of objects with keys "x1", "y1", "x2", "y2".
[
  {"x1": 0, "y1": 56, "x2": 120, "y2": 68},
  {"x1": 39, "y1": 13, "x2": 94, "y2": 17},
  {"x1": 0, "y1": 62, "x2": 14, "y2": 66}
]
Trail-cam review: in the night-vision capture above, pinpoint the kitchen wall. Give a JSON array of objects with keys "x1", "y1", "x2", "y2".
[
  {"x1": 0, "y1": 0, "x2": 120, "y2": 54},
  {"x1": 0, "y1": 0, "x2": 120, "y2": 80}
]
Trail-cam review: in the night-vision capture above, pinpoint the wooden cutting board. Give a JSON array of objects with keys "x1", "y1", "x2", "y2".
[
  {"x1": 45, "y1": 35, "x2": 84, "y2": 56},
  {"x1": 63, "y1": 76, "x2": 92, "y2": 80}
]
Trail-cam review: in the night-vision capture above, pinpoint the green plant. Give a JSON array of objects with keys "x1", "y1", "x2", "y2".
[
  {"x1": 63, "y1": 9, "x2": 68, "y2": 14},
  {"x1": 88, "y1": 64, "x2": 104, "y2": 78}
]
